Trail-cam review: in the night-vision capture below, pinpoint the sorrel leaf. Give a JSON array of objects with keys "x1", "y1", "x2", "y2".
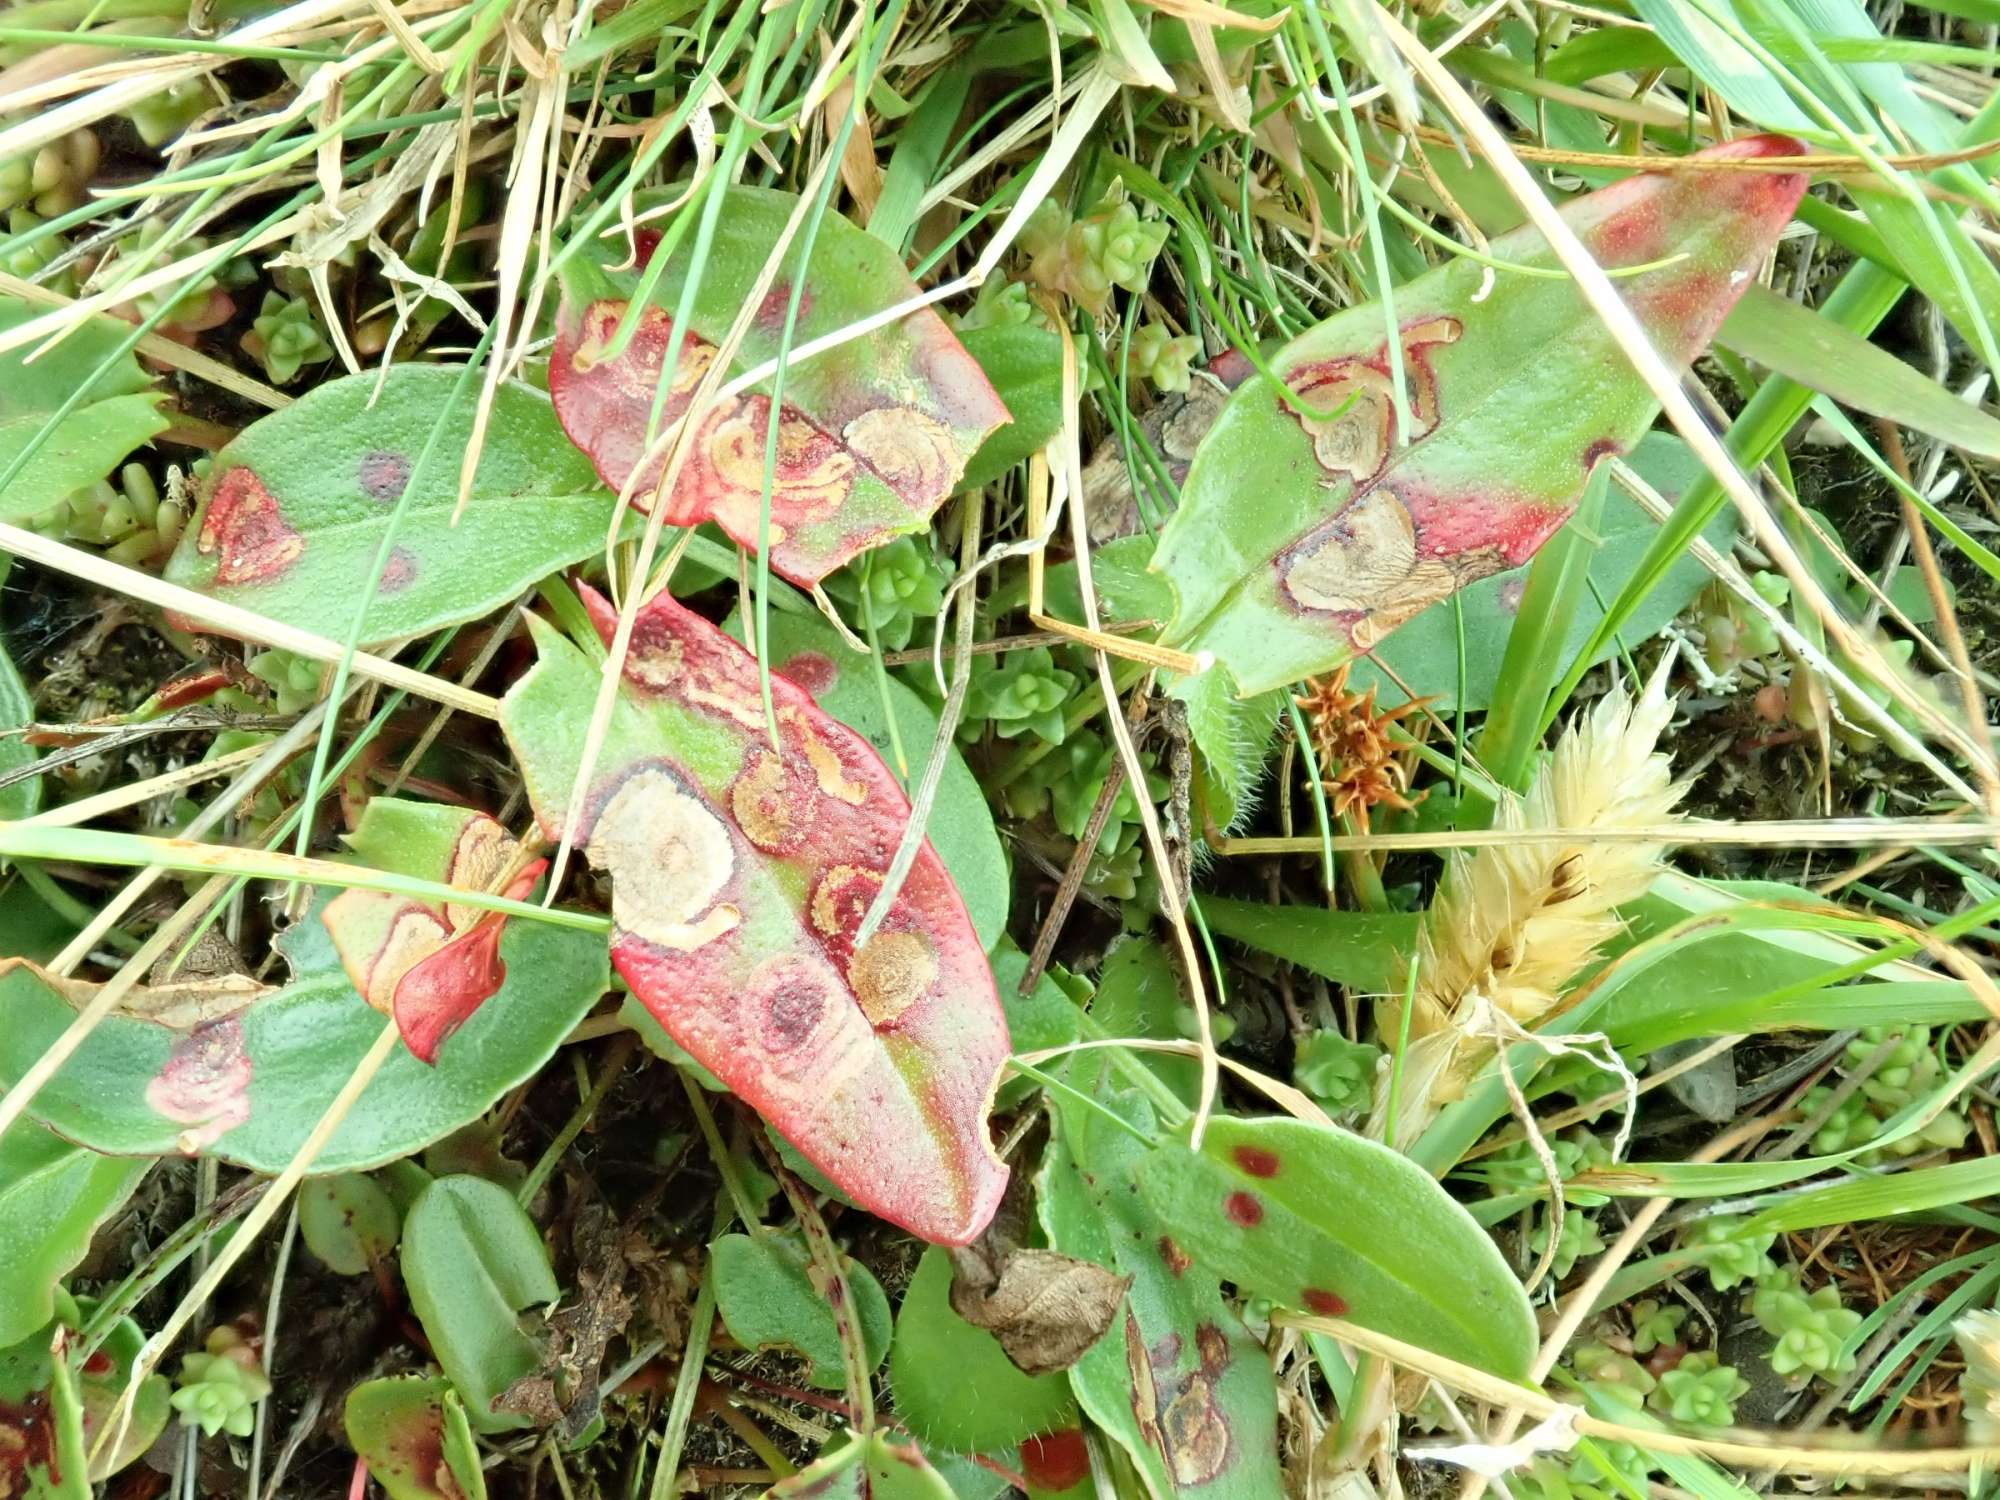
[
  {"x1": 400, "y1": 1175, "x2": 559, "y2": 1434},
  {"x1": 0, "y1": 891, "x2": 605, "y2": 1174},
  {"x1": 497, "y1": 585, "x2": 1010, "y2": 1245},
  {"x1": 163, "y1": 366, "x2": 621, "y2": 644},
  {"x1": 710, "y1": 1231, "x2": 891, "y2": 1390},
  {"x1": 0, "y1": 297, "x2": 166, "y2": 526},
  {"x1": 1134, "y1": 1115, "x2": 1538, "y2": 1378},
  {"x1": 0, "y1": 567, "x2": 40, "y2": 820},
  {"x1": 0, "y1": 1125, "x2": 149, "y2": 1348},
  {"x1": 0, "y1": 1300, "x2": 169, "y2": 1496},
  {"x1": 724, "y1": 604, "x2": 1009, "y2": 949},
  {"x1": 1038, "y1": 1088, "x2": 1283, "y2": 1499},
  {"x1": 1155, "y1": 136, "x2": 1808, "y2": 694},
  {"x1": 343, "y1": 1376, "x2": 489, "y2": 1500},
  {"x1": 548, "y1": 186, "x2": 1009, "y2": 587},
  {"x1": 322, "y1": 799, "x2": 549, "y2": 1063}
]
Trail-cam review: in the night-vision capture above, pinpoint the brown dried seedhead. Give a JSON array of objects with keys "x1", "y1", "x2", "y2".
[{"x1": 1294, "y1": 662, "x2": 1431, "y2": 833}]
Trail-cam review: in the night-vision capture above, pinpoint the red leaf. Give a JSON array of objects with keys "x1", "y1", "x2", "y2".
[
  {"x1": 547, "y1": 185, "x2": 1009, "y2": 587},
  {"x1": 499, "y1": 585, "x2": 1010, "y2": 1244}
]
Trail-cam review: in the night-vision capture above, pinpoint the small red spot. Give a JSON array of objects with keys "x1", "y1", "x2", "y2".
[
  {"x1": 358, "y1": 450, "x2": 410, "y2": 501},
  {"x1": 1302, "y1": 1288, "x2": 1348, "y2": 1317},
  {"x1": 633, "y1": 228, "x2": 662, "y2": 268},
  {"x1": 376, "y1": 546, "x2": 418, "y2": 593},
  {"x1": 756, "y1": 280, "x2": 810, "y2": 330},
  {"x1": 1582, "y1": 438, "x2": 1620, "y2": 470},
  {"x1": 197, "y1": 468, "x2": 304, "y2": 587},
  {"x1": 1159, "y1": 1235, "x2": 1193, "y2": 1276},
  {"x1": 780, "y1": 650, "x2": 838, "y2": 696},
  {"x1": 1224, "y1": 1191, "x2": 1263, "y2": 1227},
  {"x1": 1020, "y1": 1430, "x2": 1090, "y2": 1491},
  {"x1": 1231, "y1": 1144, "x2": 1281, "y2": 1178},
  {"x1": 80, "y1": 1351, "x2": 115, "y2": 1377}
]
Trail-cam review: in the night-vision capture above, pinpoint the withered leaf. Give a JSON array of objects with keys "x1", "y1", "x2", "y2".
[{"x1": 947, "y1": 1244, "x2": 1129, "y2": 1376}]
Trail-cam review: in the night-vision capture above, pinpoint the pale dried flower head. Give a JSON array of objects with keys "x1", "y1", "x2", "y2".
[
  {"x1": 1378, "y1": 663, "x2": 1687, "y2": 1147},
  {"x1": 1411, "y1": 661, "x2": 1685, "y2": 1038},
  {"x1": 1954, "y1": 1309, "x2": 2000, "y2": 1444}
]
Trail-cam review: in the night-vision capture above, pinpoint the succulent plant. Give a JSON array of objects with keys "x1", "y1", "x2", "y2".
[
  {"x1": 1695, "y1": 571, "x2": 1788, "y2": 672},
  {"x1": 1020, "y1": 193, "x2": 1170, "y2": 315},
  {"x1": 825, "y1": 534, "x2": 946, "y2": 651},
  {"x1": 1530, "y1": 1205, "x2": 1606, "y2": 1280},
  {"x1": 1569, "y1": 1339, "x2": 1655, "y2": 1399},
  {"x1": 248, "y1": 648, "x2": 329, "y2": 716},
  {"x1": 29, "y1": 463, "x2": 186, "y2": 565},
  {"x1": 956, "y1": 274, "x2": 1055, "y2": 333},
  {"x1": 170, "y1": 1329, "x2": 272, "y2": 1439},
  {"x1": 962, "y1": 647, "x2": 1077, "y2": 744},
  {"x1": 0, "y1": 129, "x2": 100, "y2": 217},
  {"x1": 1628, "y1": 1298, "x2": 1688, "y2": 1355},
  {"x1": 129, "y1": 78, "x2": 212, "y2": 149},
  {"x1": 245, "y1": 291, "x2": 335, "y2": 385},
  {"x1": 1677, "y1": 1215, "x2": 1777, "y2": 1292},
  {"x1": 1649, "y1": 1351, "x2": 1749, "y2": 1426},
  {"x1": 1751, "y1": 1268, "x2": 1862, "y2": 1380},
  {"x1": 1292, "y1": 1029, "x2": 1381, "y2": 1115},
  {"x1": 1125, "y1": 322, "x2": 1200, "y2": 393},
  {"x1": 1797, "y1": 1025, "x2": 1968, "y2": 1163}
]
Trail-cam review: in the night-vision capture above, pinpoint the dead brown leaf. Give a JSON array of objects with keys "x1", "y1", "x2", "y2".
[{"x1": 948, "y1": 1243, "x2": 1129, "y2": 1376}]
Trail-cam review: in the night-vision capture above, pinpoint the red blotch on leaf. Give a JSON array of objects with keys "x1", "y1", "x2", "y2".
[
  {"x1": 1224, "y1": 1191, "x2": 1264, "y2": 1228},
  {"x1": 377, "y1": 546, "x2": 418, "y2": 593},
  {"x1": 1231, "y1": 1144, "x2": 1281, "y2": 1178},
  {"x1": 145, "y1": 1018, "x2": 253, "y2": 1150},
  {"x1": 197, "y1": 468, "x2": 304, "y2": 586},
  {"x1": 1020, "y1": 1430, "x2": 1090, "y2": 1491},
  {"x1": 358, "y1": 450, "x2": 411, "y2": 502},
  {"x1": 1302, "y1": 1288, "x2": 1348, "y2": 1317},
  {"x1": 154, "y1": 668, "x2": 230, "y2": 710}
]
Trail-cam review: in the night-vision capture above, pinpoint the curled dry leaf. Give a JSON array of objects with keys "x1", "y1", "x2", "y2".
[
  {"x1": 946, "y1": 1243, "x2": 1130, "y2": 1376},
  {"x1": 1155, "y1": 136, "x2": 1809, "y2": 695},
  {"x1": 498, "y1": 584, "x2": 1010, "y2": 1245},
  {"x1": 548, "y1": 185, "x2": 1009, "y2": 586},
  {"x1": 322, "y1": 800, "x2": 546, "y2": 1064}
]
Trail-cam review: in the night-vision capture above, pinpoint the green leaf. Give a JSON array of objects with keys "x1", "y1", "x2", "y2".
[
  {"x1": 1195, "y1": 898, "x2": 1419, "y2": 995},
  {"x1": 0, "y1": 608, "x2": 37, "y2": 820},
  {"x1": 0, "y1": 889, "x2": 606, "y2": 1174},
  {"x1": 1154, "y1": 137, "x2": 1806, "y2": 695},
  {"x1": 1719, "y1": 283, "x2": 2000, "y2": 458},
  {"x1": 1347, "y1": 433, "x2": 1732, "y2": 711},
  {"x1": 0, "y1": 1301, "x2": 169, "y2": 1495},
  {"x1": 990, "y1": 940, "x2": 1084, "y2": 1112},
  {"x1": 162, "y1": 365, "x2": 620, "y2": 645},
  {"x1": 343, "y1": 1376, "x2": 489, "y2": 1500},
  {"x1": 0, "y1": 297, "x2": 166, "y2": 527},
  {"x1": 1091, "y1": 937, "x2": 1200, "y2": 1107},
  {"x1": 769, "y1": 1429, "x2": 959, "y2": 1499},
  {"x1": 957, "y1": 324, "x2": 1064, "y2": 491},
  {"x1": 889, "y1": 1247, "x2": 1074, "y2": 1453},
  {"x1": 1038, "y1": 1089, "x2": 1282, "y2": 1498},
  {"x1": 1134, "y1": 1115, "x2": 1537, "y2": 1378},
  {"x1": 549, "y1": 186, "x2": 1009, "y2": 587},
  {"x1": 0, "y1": 1123, "x2": 150, "y2": 1347},
  {"x1": 1593, "y1": 873, "x2": 1984, "y2": 1053},
  {"x1": 724, "y1": 604, "x2": 1009, "y2": 950},
  {"x1": 401, "y1": 1175, "x2": 560, "y2": 1433},
  {"x1": 710, "y1": 1231, "x2": 890, "y2": 1391},
  {"x1": 498, "y1": 589, "x2": 1010, "y2": 1246},
  {"x1": 1630, "y1": 0, "x2": 1815, "y2": 130},
  {"x1": 1167, "y1": 669, "x2": 1280, "y2": 834},
  {"x1": 320, "y1": 799, "x2": 554, "y2": 1062},
  {"x1": 300, "y1": 1173, "x2": 402, "y2": 1276}
]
